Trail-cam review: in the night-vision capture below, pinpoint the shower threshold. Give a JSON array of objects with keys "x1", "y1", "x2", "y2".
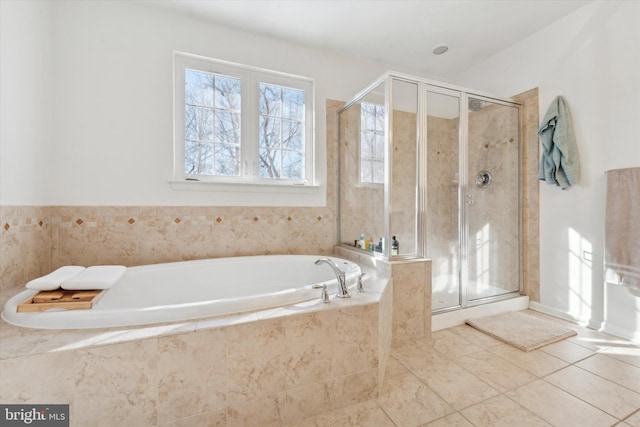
[{"x1": 432, "y1": 295, "x2": 529, "y2": 331}]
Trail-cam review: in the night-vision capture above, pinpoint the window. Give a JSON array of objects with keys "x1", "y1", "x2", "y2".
[
  {"x1": 174, "y1": 52, "x2": 314, "y2": 186},
  {"x1": 258, "y1": 83, "x2": 305, "y2": 180},
  {"x1": 360, "y1": 102, "x2": 385, "y2": 184},
  {"x1": 185, "y1": 70, "x2": 241, "y2": 176}
]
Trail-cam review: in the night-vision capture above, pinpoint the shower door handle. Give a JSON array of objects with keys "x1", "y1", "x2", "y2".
[{"x1": 466, "y1": 194, "x2": 474, "y2": 205}]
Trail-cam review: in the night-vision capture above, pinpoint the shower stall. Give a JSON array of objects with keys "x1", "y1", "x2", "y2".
[{"x1": 338, "y1": 72, "x2": 522, "y2": 312}]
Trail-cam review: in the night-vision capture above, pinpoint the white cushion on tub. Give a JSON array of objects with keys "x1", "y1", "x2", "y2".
[
  {"x1": 26, "y1": 266, "x2": 86, "y2": 290},
  {"x1": 61, "y1": 265, "x2": 126, "y2": 290}
]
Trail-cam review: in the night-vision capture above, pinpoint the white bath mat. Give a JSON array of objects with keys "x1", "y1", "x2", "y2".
[{"x1": 465, "y1": 311, "x2": 577, "y2": 352}]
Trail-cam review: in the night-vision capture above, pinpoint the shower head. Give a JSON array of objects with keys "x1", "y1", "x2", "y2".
[{"x1": 468, "y1": 98, "x2": 486, "y2": 112}]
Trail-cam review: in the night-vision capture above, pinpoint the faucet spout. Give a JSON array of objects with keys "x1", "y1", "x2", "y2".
[{"x1": 314, "y1": 258, "x2": 350, "y2": 298}]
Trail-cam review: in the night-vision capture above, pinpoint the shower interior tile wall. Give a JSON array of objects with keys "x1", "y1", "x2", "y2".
[
  {"x1": 338, "y1": 103, "x2": 385, "y2": 244},
  {"x1": 427, "y1": 114, "x2": 460, "y2": 299},
  {"x1": 427, "y1": 102, "x2": 521, "y2": 302},
  {"x1": 391, "y1": 110, "x2": 419, "y2": 253},
  {"x1": 339, "y1": 107, "x2": 418, "y2": 252}
]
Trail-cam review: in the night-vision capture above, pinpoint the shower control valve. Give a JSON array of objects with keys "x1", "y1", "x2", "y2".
[{"x1": 475, "y1": 170, "x2": 493, "y2": 187}]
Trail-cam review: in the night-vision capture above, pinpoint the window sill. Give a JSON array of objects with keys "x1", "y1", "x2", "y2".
[
  {"x1": 168, "y1": 180, "x2": 324, "y2": 207},
  {"x1": 170, "y1": 180, "x2": 320, "y2": 194}
]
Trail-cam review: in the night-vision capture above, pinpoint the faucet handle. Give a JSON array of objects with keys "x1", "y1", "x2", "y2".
[
  {"x1": 312, "y1": 284, "x2": 330, "y2": 303},
  {"x1": 357, "y1": 272, "x2": 366, "y2": 293}
]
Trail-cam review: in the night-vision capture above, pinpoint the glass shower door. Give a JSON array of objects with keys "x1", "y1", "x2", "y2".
[
  {"x1": 465, "y1": 96, "x2": 521, "y2": 302},
  {"x1": 426, "y1": 88, "x2": 462, "y2": 311}
]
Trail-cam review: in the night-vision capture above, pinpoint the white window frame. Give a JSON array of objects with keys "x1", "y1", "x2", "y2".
[{"x1": 172, "y1": 52, "x2": 316, "y2": 193}]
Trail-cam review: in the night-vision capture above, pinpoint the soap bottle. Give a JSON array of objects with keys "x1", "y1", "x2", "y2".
[
  {"x1": 391, "y1": 236, "x2": 399, "y2": 256},
  {"x1": 368, "y1": 236, "x2": 374, "y2": 251},
  {"x1": 359, "y1": 234, "x2": 365, "y2": 249}
]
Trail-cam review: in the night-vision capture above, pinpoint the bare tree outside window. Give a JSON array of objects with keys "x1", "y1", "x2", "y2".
[
  {"x1": 259, "y1": 83, "x2": 305, "y2": 179},
  {"x1": 185, "y1": 69, "x2": 241, "y2": 176},
  {"x1": 360, "y1": 103, "x2": 385, "y2": 184}
]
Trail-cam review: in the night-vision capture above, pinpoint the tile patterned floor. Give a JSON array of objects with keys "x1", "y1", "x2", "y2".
[{"x1": 295, "y1": 311, "x2": 640, "y2": 427}]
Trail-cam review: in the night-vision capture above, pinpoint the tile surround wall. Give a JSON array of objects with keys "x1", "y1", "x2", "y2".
[
  {"x1": 515, "y1": 88, "x2": 540, "y2": 302},
  {"x1": 334, "y1": 247, "x2": 432, "y2": 347},
  {"x1": 0, "y1": 206, "x2": 53, "y2": 302},
  {"x1": 0, "y1": 300, "x2": 387, "y2": 426},
  {"x1": 390, "y1": 260, "x2": 432, "y2": 346}
]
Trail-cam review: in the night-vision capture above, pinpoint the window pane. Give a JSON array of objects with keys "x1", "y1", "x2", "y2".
[
  {"x1": 258, "y1": 83, "x2": 306, "y2": 180},
  {"x1": 185, "y1": 105, "x2": 198, "y2": 141},
  {"x1": 361, "y1": 160, "x2": 372, "y2": 183},
  {"x1": 185, "y1": 69, "x2": 213, "y2": 107},
  {"x1": 259, "y1": 116, "x2": 280, "y2": 148},
  {"x1": 373, "y1": 160, "x2": 384, "y2": 183},
  {"x1": 259, "y1": 147, "x2": 282, "y2": 178},
  {"x1": 283, "y1": 88, "x2": 304, "y2": 120},
  {"x1": 214, "y1": 75, "x2": 241, "y2": 111},
  {"x1": 361, "y1": 132, "x2": 373, "y2": 158},
  {"x1": 374, "y1": 132, "x2": 385, "y2": 158},
  {"x1": 282, "y1": 150, "x2": 303, "y2": 179},
  {"x1": 215, "y1": 111, "x2": 240, "y2": 145},
  {"x1": 360, "y1": 102, "x2": 385, "y2": 184},
  {"x1": 259, "y1": 84, "x2": 281, "y2": 116},
  {"x1": 282, "y1": 119, "x2": 303, "y2": 151},
  {"x1": 214, "y1": 144, "x2": 240, "y2": 176},
  {"x1": 184, "y1": 68, "x2": 243, "y2": 178},
  {"x1": 185, "y1": 141, "x2": 213, "y2": 175},
  {"x1": 375, "y1": 105, "x2": 385, "y2": 129},
  {"x1": 361, "y1": 104, "x2": 374, "y2": 129},
  {"x1": 185, "y1": 106, "x2": 213, "y2": 142}
]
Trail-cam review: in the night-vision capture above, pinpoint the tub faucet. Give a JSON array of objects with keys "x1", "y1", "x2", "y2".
[{"x1": 314, "y1": 258, "x2": 350, "y2": 298}]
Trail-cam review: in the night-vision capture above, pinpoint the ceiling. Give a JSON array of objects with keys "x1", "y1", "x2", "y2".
[{"x1": 141, "y1": 0, "x2": 591, "y2": 78}]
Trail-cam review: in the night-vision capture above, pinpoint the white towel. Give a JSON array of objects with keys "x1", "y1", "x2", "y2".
[
  {"x1": 61, "y1": 265, "x2": 126, "y2": 290},
  {"x1": 26, "y1": 266, "x2": 86, "y2": 290}
]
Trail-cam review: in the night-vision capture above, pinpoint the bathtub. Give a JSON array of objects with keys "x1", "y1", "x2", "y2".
[{"x1": 1, "y1": 255, "x2": 362, "y2": 330}]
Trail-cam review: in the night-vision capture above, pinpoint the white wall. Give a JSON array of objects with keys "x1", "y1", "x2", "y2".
[
  {"x1": 0, "y1": 0, "x2": 55, "y2": 205},
  {"x1": 454, "y1": 0, "x2": 640, "y2": 340},
  {"x1": 1, "y1": 0, "x2": 414, "y2": 206}
]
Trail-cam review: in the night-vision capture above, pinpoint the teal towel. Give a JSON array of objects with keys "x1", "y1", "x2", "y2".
[{"x1": 538, "y1": 96, "x2": 580, "y2": 189}]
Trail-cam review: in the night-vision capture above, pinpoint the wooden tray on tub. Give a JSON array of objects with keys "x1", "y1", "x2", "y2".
[{"x1": 17, "y1": 289, "x2": 104, "y2": 312}]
